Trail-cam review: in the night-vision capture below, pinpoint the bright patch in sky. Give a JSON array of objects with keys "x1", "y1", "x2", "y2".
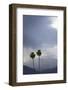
[{"x1": 50, "y1": 18, "x2": 58, "y2": 30}]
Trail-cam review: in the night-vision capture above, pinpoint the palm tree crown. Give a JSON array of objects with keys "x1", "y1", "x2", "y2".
[
  {"x1": 36, "y1": 50, "x2": 41, "y2": 56},
  {"x1": 30, "y1": 52, "x2": 35, "y2": 59}
]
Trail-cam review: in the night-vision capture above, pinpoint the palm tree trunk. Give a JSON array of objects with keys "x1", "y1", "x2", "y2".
[
  {"x1": 33, "y1": 59, "x2": 35, "y2": 73},
  {"x1": 39, "y1": 56, "x2": 40, "y2": 73}
]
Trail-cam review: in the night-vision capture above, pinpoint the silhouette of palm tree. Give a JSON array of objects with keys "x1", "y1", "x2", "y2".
[
  {"x1": 36, "y1": 50, "x2": 42, "y2": 73},
  {"x1": 30, "y1": 52, "x2": 35, "y2": 73}
]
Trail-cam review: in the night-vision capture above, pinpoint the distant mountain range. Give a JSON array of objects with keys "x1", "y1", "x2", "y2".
[{"x1": 23, "y1": 65, "x2": 57, "y2": 75}]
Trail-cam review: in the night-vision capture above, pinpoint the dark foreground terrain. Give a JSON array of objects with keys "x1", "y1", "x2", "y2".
[{"x1": 23, "y1": 65, "x2": 57, "y2": 75}]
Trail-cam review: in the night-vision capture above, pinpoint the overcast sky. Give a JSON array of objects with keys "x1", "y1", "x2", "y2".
[{"x1": 23, "y1": 15, "x2": 57, "y2": 70}]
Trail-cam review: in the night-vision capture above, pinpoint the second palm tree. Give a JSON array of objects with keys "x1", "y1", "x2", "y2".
[{"x1": 36, "y1": 50, "x2": 42, "y2": 73}]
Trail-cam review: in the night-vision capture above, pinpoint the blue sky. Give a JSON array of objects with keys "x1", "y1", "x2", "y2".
[{"x1": 23, "y1": 15, "x2": 57, "y2": 71}]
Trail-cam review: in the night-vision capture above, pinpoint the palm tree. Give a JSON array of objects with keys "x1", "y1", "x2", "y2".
[
  {"x1": 30, "y1": 52, "x2": 35, "y2": 73},
  {"x1": 36, "y1": 50, "x2": 42, "y2": 73}
]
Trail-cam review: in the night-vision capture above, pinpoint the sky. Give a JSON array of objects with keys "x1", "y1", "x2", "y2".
[{"x1": 23, "y1": 15, "x2": 57, "y2": 71}]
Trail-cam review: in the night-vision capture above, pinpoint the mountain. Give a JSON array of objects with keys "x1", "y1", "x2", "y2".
[
  {"x1": 23, "y1": 65, "x2": 57, "y2": 75},
  {"x1": 23, "y1": 65, "x2": 35, "y2": 74}
]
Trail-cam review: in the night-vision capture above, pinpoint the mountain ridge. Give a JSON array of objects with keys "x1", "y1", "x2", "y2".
[{"x1": 23, "y1": 65, "x2": 57, "y2": 75}]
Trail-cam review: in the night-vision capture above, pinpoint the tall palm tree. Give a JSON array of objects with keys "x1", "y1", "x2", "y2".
[
  {"x1": 36, "y1": 50, "x2": 42, "y2": 73},
  {"x1": 30, "y1": 52, "x2": 35, "y2": 73}
]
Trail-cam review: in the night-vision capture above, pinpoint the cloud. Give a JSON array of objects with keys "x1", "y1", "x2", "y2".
[
  {"x1": 23, "y1": 15, "x2": 57, "y2": 49},
  {"x1": 50, "y1": 17, "x2": 58, "y2": 30},
  {"x1": 23, "y1": 45, "x2": 57, "y2": 64},
  {"x1": 46, "y1": 46, "x2": 57, "y2": 59},
  {"x1": 23, "y1": 47, "x2": 33, "y2": 63}
]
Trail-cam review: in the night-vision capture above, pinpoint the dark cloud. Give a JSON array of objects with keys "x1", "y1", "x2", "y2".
[{"x1": 23, "y1": 15, "x2": 57, "y2": 49}]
